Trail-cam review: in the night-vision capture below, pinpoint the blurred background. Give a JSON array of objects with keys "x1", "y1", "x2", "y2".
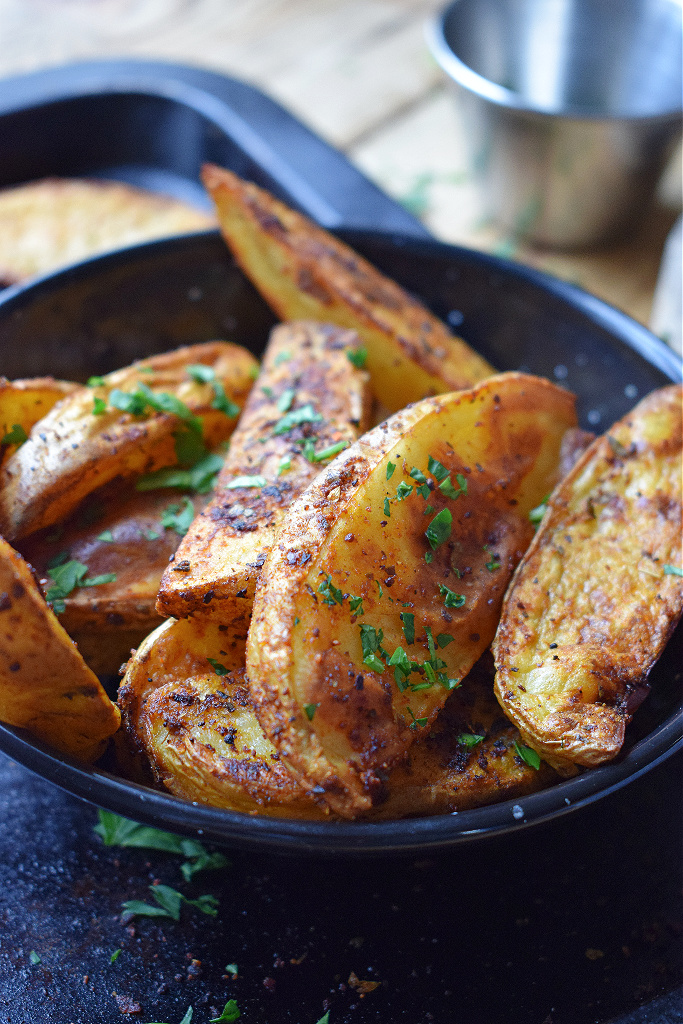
[{"x1": 0, "y1": 0, "x2": 680, "y2": 332}]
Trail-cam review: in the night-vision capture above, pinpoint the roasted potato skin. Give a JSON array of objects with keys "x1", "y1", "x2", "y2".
[
  {"x1": 157, "y1": 321, "x2": 371, "y2": 633},
  {"x1": 0, "y1": 341, "x2": 257, "y2": 541},
  {"x1": 18, "y1": 483, "x2": 210, "y2": 675},
  {"x1": 202, "y1": 163, "x2": 495, "y2": 411},
  {"x1": 493, "y1": 384, "x2": 683, "y2": 773},
  {"x1": 118, "y1": 617, "x2": 326, "y2": 817},
  {"x1": 246, "y1": 373, "x2": 577, "y2": 817},
  {"x1": 0, "y1": 536, "x2": 120, "y2": 761}
]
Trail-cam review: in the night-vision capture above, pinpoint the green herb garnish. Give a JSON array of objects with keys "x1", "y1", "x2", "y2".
[
  {"x1": 208, "y1": 658, "x2": 229, "y2": 676},
  {"x1": 276, "y1": 387, "x2": 296, "y2": 413},
  {"x1": 318, "y1": 575, "x2": 344, "y2": 606},
  {"x1": 400, "y1": 611, "x2": 415, "y2": 645},
  {"x1": 303, "y1": 703, "x2": 319, "y2": 721},
  {"x1": 121, "y1": 884, "x2": 219, "y2": 923},
  {"x1": 663, "y1": 564, "x2": 683, "y2": 577},
  {"x1": 226, "y1": 474, "x2": 267, "y2": 489},
  {"x1": 514, "y1": 741, "x2": 541, "y2": 770},
  {"x1": 161, "y1": 496, "x2": 195, "y2": 536},
  {"x1": 425, "y1": 508, "x2": 452, "y2": 550},
  {"x1": 110, "y1": 948, "x2": 122, "y2": 963},
  {"x1": 438, "y1": 583, "x2": 466, "y2": 608},
  {"x1": 383, "y1": 497, "x2": 391, "y2": 517},
  {"x1": 92, "y1": 396, "x2": 107, "y2": 415},
  {"x1": 29, "y1": 951, "x2": 41, "y2": 965},
  {"x1": 136, "y1": 452, "x2": 223, "y2": 494},
  {"x1": 87, "y1": 375, "x2": 105, "y2": 387},
  {"x1": 347, "y1": 347, "x2": 368, "y2": 369},
  {"x1": 272, "y1": 403, "x2": 323, "y2": 435},
  {"x1": 396, "y1": 481, "x2": 413, "y2": 501},
  {"x1": 386, "y1": 461, "x2": 396, "y2": 480},
  {"x1": 0, "y1": 423, "x2": 28, "y2": 446},
  {"x1": 94, "y1": 810, "x2": 229, "y2": 881},
  {"x1": 97, "y1": 530, "x2": 114, "y2": 543},
  {"x1": 458, "y1": 733, "x2": 485, "y2": 747},
  {"x1": 210, "y1": 1001, "x2": 241, "y2": 1023}
]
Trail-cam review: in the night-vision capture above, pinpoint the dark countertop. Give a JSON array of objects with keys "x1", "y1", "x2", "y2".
[{"x1": 0, "y1": 751, "x2": 680, "y2": 1024}]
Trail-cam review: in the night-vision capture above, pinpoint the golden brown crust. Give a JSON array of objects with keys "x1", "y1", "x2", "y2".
[
  {"x1": 0, "y1": 177, "x2": 214, "y2": 285},
  {"x1": 246, "y1": 372, "x2": 577, "y2": 817},
  {"x1": 493, "y1": 384, "x2": 683, "y2": 773},
  {"x1": 202, "y1": 163, "x2": 495, "y2": 411},
  {"x1": 0, "y1": 342, "x2": 257, "y2": 540},
  {"x1": 157, "y1": 321, "x2": 371, "y2": 631},
  {"x1": 0, "y1": 536, "x2": 120, "y2": 761},
  {"x1": 18, "y1": 483, "x2": 211, "y2": 675}
]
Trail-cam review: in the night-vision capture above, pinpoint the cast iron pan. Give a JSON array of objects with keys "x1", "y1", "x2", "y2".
[{"x1": 0, "y1": 228, "x2": 680, "y2": 855}]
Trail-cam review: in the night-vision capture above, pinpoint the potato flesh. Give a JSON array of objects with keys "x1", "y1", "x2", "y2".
[
  {"x1": 0, "y1": 376, "x2": 77, "y2": 461},
  {"x1": 0, "y1": 341, "x2": 257, "y2": 540},
  {"x1": 156, "y1": 321, "x2": 371, "y2": 635},
  {"x1": 493, "y1": 384, "x2": 683, "y2": 773},
  {"x1": 18, "y1": 483, "x2": 210, "y2": 675},
  {"x1": 247, "y1": 372, "x2": 577, "y2": 817},
  {"x1": 0, "y1": 536, "x2": 120, "y2": 761},
  {"x1": 202, "y1": 163, "x2": 495, "y2": 411}
]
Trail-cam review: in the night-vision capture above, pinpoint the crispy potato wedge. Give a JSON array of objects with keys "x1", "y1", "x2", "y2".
[
  {"x1": 18, "y1": 483, "x2": 211, "y2": 675},
  {"x1": 246, "y1": 372, "x2": 577, "y2": 817},
  {"x1": 0, "y1": 341, "x2": 257, "y2": 541},
  {"x1": 157, "y1": 321, "x2": 371, "y2": 631},
  {"x1": 0, "y1": 536, "x2": 120, "y2": 761},
  {"x1": 493, "y1": 384, "x2": 683, "y2": 774},
  {"x1": 202, "y1": 163, "x2": 495, "y2": 411},
  {"x1": 118, "y1": 617, "x2": 325, "y2": 818},
  {"x1": 0, "y1": 376, "x2": 77, "y2": 461},
  {"x1": 119, "y1": 623, "x2": 555, "y2": 818}
]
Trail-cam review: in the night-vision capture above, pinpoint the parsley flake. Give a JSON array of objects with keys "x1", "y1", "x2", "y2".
[
  {"x1": 121, "y1": 884, "x2": 219, "y2": 924},
  {"x1": 92, "y1": 396, "x2": 107, "y2": 415},
  {"x1": 97, "y1": 529, "x2": 114, "y2": 543},
  {"x1": 272, "y1": 403, "x2": 322, "y2": 435},
  {"x1": 161, "y1": 496, "x2": 195, "y2": 536},
  {"x1": 278, "y1": 454, "x2": 292, "y2": 475},
  {"x1": 110, "y1": 948, "x2": 121, "y2": 963},
  {"x1": 383, "y1": 497, "x2": 391, "y2": 517},
  {"x1": 529, "y1": 497, "x2": 549, "y2": 526},
  {"x1": 276, "y1": 387, "x2": 296, "y2": 413},
  {"x1": 29, "y1": 951, "x2": 41, "y2": 965},
  {"x1": 396, "y1": 481, "x2": 413, "y2": 501},
  {"x1": 386, "y1": 461, "x2": 396, "y2": 480},
  {"x1": 436, "y1": 633, "x2": 455, "y2": 648},
  {"x1": 514, "y1": 740, "x2": 541, "y2": 770},
  {"x1": 407, "y1": 707, "x2": 428, "y2": 730},
  {"x1": 318, "y1": 575, "x2": 344, "y2": 606},
  {"x1": 485, "y1": 553, "x2": 502, "y2": 571},
  {"x1": 400, "y1": 611, "x2": 415, "y2": 645},
  {"x1": 425, "y1": 508, "x2": 452, "y2": 550},
  {"x1": 427, "y1": 455, "x2": 449, "y2": 481},
  {"x1": 458, "y1": 732, "x2": 485, "y2": 747},
  {"x1": 303, "y1": 703, "x2": 319, "y2": 721},
  {"x1": 274, "y1": 350, "x2": 291, "y2": 366},
  {"x1": 0, "y1": 423, "x2": 28, "y2": 446},
  {"x1": 663, "y1": 564, "x2": 683, "y2": 577},
  {"x1": 208, "y1": 658, "x2": 229, "y2": 676},
  {"x1": 301, "y1": 439, "x2": 348, "y2": 463},
  {"x1": 410, "y1": 467, "x2": 427, "y2": 485},
  {"x1": 225, "y1": 963, "x2": 238, "y2": 978},
  {"x1": 347, "y1": 347, "x2": 368, "y2": 369},
  {"x1": 438, "y1": 583, "x2": 466, "y2": 608},
  {"x1": 87, "y1": 375, "x2": 105, "y2": 387},
  {"x1": 210, "y1": 1000, "x2": 241, "y2": 1023},
  {"x1": 136, "y1": 452, "x2": 223, "y2": 494},
  {"x1": 226, "y1": 474, "x2": 267, "y2": 489}
]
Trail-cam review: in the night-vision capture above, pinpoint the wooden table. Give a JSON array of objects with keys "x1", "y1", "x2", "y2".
[{"x1": 0, "y1": 0, "x2": 680, "y2": 327}]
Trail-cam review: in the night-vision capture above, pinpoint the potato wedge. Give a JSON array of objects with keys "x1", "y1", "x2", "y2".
[
  {"x1": 0, "y1": 376, "x2": 77, "y2": 461},
  {"x1": 246, "y1": 372, "x2": 577, "y2": 817},
  {"x1": 202, "y1": 163, "x2": 495, "y2": 411},
  {"x1": 493, "y1": 384, "x2": 683, "y2": 774},
  {"x1": 0, "y1": 536, "x2": 120, "y2": 761},
  {"x1": 18, "y1": 483, "x2": 211, "y2": 675},
  {"x1": 0, "y1": 341, "x2": 257, "y2": 541},
  {"x1": 118, "y1": 617, "x2": 326, "y2": 818},
  {"x1": 157, "y1": 321, "x2": 371, "y2": 631}
]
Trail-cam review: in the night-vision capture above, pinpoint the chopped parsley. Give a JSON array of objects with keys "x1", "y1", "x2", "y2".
[
  {"x1": 400, "y1": 611, "x2": 415, "y2": 645},
  {"x1": 407, "y1": 707, "x2": 428, "y2": 730},
  {"x1": 224, "y1": 963, "x2": 238, "y2": 978},
  {"x1": 485, "y1": 551, "x2": 502, "y2": 571},
  {"x1": 92, "y1": 396, "x2": 107, "y2": 415},
  {"x1": 276, "y1": 387, "x2": 296, "y2": 413},
  {"x1": 349, "y1": 595, "x2": 365, "y2": 615},
  {"x1": 208, "y1": 658, "x2": 229, "y2": 676},
  {"x1": 186, "y1": 364, "x2": 240, "y2": 417},
  {"x1": 278, "y1": 454, "x2": 292, "y2": 475},
  {"x1": 386, "y1": 461, "x2": 396, "y2": 480},
  {"x1": 210, "y1": 1001, "x2": 241, "y2": 1023},
  {"x1": 272, "y1": 403, "x2": 322, "y2": 435},
  {"x1": 529, "y1": 497, "x2": 549, "y2": 526},
  {"x1": 396, "y1": 481, "x2": 413, "y2": 501},
  {"x1": 663, "y1": 564, "x2": 683, "y2": 577},
  {"x1": 87, "y1": 375, "x2": 105, "y2": 387},
  {"x1": 274, "y1": 350, "x2": 291, "y2": 366},
  {"x1": 226, "y1": 474, "x2": 267, "y2": 489},
  {"x1": 347, "y1": 347, "x2": 368, "y2": 369},
  {"x1": 29, "y1": 951, "x2": 41, "y2": 965},
  {"x1": 438, "y1": 583, "x2": 466, "y2": 608},
  {"x1": 425, "y1": 508, "x2": 452, "y2": 550},
  {"x1": 136, "y1": 452, "x2": 223, "y2": 494},
  {"x1": 424, "y1": 551, "x2": 434, "y2": 564},
  {"x1": 410, "y1": 467, "x2": 428, "y2": 485},
  {"x1": 0, "y1": 423, "x2": 28, "y2": 446},
  {"x1": 97, "y1": 529, "x2": 114, "y2": 543},
  {"x1": 147, "y1": 1009, "x2": 193, "y2": 1024},
  {"x1": 121, "y1": 884, "x2": 219, "y2": 923},
  {"x1": 300, "y1": 439, "x2": 348, "y2": 463},
  {"x1": 458, "y1": 732, "x2": 485, "y2": 747},
  {"x1": 514, "y1": 740, "x2": 541, "y2": 770},
  {"x1": 161, "y1": 496, "x2": 195, "y2": 536},
  {"x1": 45, "y1": 559, "x2": 115, "y2": 612},
  {"x1": 439, "y1": 474, "x2": 466, "y2": 500},
  {"x1": 110, "y1": 948, "x2": 122, "y2": 964},
  {"x1": 427, "y1": 455, "x2": 449, "y2": 481},
  {"x1": 436, "y1": 633, "x2": 454, "y2": 648},
  {"x1": 303, "y1": 703, "x2": 319, "y2": 721},
  {"x1": 383, "y1": 497, "x2": 391, "y2": 517},
  {"x1": 318, "y1": 575, "x2": 344, "y2": 606}
]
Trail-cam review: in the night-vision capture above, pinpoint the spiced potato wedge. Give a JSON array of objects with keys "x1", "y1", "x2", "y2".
[
  {"x1": 493, "y1": 384, "x2": 683, "y2": 774},
  {"x1": 246, "y1": 372, "x2": 577, "y2": 818},
  {"x1": 0, "y1": 376, "x2": 77, "y2": 462},
  {"x1": 118, "y1": 617, "x2": 326, "y2": 818},
  {"x1": 202, "y1": 163, "x2": 495, "y2": 412},
  {"x1": 157, "y1": 321, "x2": 371, "y2": 631},
  {"x1": 19, "y1": 483, "x2": 211, "y2": 675},
  {"x1": 0, "y1": 341, "x2": 257, "y2": 541},
  {"x1": 0, "y1": 536, "x2": 120, "y2": 761}
]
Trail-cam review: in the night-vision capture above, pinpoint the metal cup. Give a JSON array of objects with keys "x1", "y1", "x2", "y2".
[{"x1": 427, "y1": 0, "x2": 683, "y2": 249}]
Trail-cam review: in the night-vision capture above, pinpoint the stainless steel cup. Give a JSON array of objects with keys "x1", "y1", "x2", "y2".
[{"x1": 427, "y1": 0, "x2": 683, "y2": 249}]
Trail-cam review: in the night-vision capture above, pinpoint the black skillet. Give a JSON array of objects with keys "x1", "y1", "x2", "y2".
[{"x1": 0, "y1": 227, "x2": 680, "y2": 855}]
